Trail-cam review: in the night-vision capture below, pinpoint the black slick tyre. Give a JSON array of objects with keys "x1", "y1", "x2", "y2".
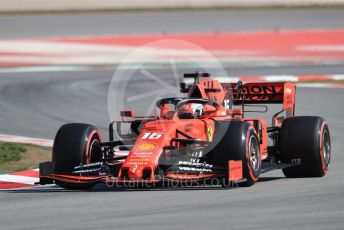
[
  {"x1": 280, "y1": 116, "x2": 331, "y2": 178},
  {"x1": 211, "y1": 121, "x2": 261, "y2": 187},
  {"x1": 52, "y1": 123, "x2": 102, "y2": 190}
]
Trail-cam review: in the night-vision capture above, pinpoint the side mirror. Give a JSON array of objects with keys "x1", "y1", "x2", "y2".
[
  {"x1": 120, "y1": 110, "x2": 135, "y2": 118},
  {"x1": 274, "y1": 116, "x2": 285, "y2": 127}
]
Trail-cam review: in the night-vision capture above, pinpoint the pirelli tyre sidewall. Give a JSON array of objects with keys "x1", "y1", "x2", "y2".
[
  {"x1": 244, "y1": 127, "x2": 261, "y2": 184},
  {"x1": 53, "y1": 123, "x2": 102, "y2": 173},
  {"x1": 211, "y1": 121, "x2": 261, "y2": 186},
  {"x1": 280, "y1": 116, "x2": 331, "y2": 177},
  {"x1": 53, "y1": 123, "x2": 102, "y2": 190}
]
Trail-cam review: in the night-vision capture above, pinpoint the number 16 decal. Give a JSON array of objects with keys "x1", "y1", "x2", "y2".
[{"x1": 141, "y1": 132, "x2": 163, "y2": 139}]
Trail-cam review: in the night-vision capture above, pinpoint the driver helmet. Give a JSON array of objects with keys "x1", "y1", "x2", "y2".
[{"x1": 178, "y1": 103, "x2": 203, "y2": 119}]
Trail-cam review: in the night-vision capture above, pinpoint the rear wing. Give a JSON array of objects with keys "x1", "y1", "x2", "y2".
[
  {"x1": 221, "y1": 82, "x2": 296, "y2": 117},
  {"x1": 180, "y1": 72, "x2": 296, "y2": 119}
]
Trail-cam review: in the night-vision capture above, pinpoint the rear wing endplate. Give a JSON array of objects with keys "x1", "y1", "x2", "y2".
[{"x1": 221, "y1": 82, "x2": 296, "y2": 117}]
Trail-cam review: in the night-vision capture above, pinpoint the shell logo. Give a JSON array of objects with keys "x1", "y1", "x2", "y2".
[{"x1": 135, "y1": 143, "x2": 157, "y2": 152}]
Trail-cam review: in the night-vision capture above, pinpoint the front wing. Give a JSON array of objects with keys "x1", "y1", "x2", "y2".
[{"x1": 39, "y1": 160, "x2": 244, "y2": 186}]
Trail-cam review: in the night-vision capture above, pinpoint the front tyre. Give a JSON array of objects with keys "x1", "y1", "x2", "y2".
[
  {"x1": 211, "y1": 121, "x2": 261, "y2": 187},
  {"x1": 53, "y1": 123, "x2": 102, "y2": 190}
]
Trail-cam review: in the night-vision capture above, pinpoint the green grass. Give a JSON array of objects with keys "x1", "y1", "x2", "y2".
[
  {"x1": 0, "y1": 141, "x2": 51, "y2": 173},
  {"x1": 0, "y1": 142, "x2": 26, "y2": 164}
]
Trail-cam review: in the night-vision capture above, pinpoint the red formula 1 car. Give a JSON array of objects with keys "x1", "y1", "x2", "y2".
[{"x1": 39, "y1": 73, "x2": 331, "y2": 189}]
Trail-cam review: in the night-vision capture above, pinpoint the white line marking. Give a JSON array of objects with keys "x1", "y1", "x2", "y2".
[
  {"x1": 297, "y1": 83, "x2": 344, "y2": 88},
  {"x1": 0, "y1": 66, "x2": 91, "y2": 73},
  {"x1": 264, "y1": 75, "x2": 299, "y2": 82},
  {"x1": 0, "y1": 40, "x2": 134, "y2": 54},
  {"x1": 331, "y1": 74, "x2": 344, "y2": 81},
  {"x1": 0, "y1": 175, "x2": 38, "y2": 184}
]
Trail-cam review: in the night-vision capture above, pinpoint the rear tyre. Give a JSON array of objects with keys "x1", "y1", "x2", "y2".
[
  {"x1": 53, "y1": 123, "x2": 102, "y2": 190},
  {"x1": 211, "y1": 121, "x2": 261, "y2": 187},
  {"x1": 280, "y1": 116, "x2": 331, "y2": 178}
]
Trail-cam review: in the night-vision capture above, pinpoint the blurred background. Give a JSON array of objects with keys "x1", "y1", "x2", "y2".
[
  {"x1": 0, "y1": 2, "x2": 344, "y2": 229},
  {"x1": 0, "y1": 0, "x2": 343, "y2": 139}
]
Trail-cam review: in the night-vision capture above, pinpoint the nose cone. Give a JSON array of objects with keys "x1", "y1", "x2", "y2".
[
  {"x1": 119, "y1": 119, "x2": 208, "y2": 179},
  {"x1": 121, "y1": 127, "x2": 169, "y2": 179},
  {"x1": 126, "y1": 142, "x2": 158, "y2": 179}
]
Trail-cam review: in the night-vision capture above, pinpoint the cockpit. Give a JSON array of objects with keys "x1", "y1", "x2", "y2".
[{"x1": 156, "y1": 97, "x2": 222, "y2": 120}]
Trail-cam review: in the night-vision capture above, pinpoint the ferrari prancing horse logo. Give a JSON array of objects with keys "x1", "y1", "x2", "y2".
[{"x1": 207, "y1": 127, "x2": 214, "y2": 142}]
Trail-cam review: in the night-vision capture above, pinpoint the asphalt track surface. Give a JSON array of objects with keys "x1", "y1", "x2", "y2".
[{"x1": 0, "y1": 9, "x2": 344, "y2": 230}]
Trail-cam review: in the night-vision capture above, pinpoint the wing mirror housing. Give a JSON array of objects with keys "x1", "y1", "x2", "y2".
[{"x1": 120, "y1": 110, "x2": 135, "y2": 118}]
